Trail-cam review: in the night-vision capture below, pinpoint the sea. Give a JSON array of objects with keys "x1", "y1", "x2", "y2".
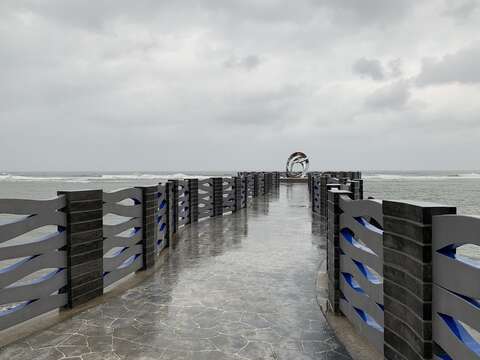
[{"x1": 1, "y1": 170, "x2": 479, "y2": 213}]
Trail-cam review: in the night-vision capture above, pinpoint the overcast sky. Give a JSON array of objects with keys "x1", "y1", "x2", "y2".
[{"x1": 1, "y1": 1, "x2": 479, "y2": 172}]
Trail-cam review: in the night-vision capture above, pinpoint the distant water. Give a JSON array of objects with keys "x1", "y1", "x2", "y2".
[
  {"x1": 0, "y1": 171, "x2": 234, "y2": 199},
  {"x1": 363, "y1": 171, "x2": 480, "y2": 215},
  {"x1": 0, "y1": 170, "x2": 480, "y2": 215},
  {"x1": 0, "y1": 170, "x2": 479, "y2": 213}
]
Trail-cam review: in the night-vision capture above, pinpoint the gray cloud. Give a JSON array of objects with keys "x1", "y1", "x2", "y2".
[
  {"x1": 388, "y1": 59, "x2": 403, "y2": 78},
  {"x1": 416, "y1": 44, "x2": 480, "y2": 86},
  {"x1": 0, "y1": 0, "x2": 479, "y2": 171},
  {"x1": 365, "y1": 81, "x2": 411, "y2": 110},
  {"x1": 318, "y1": 0, "x2": 414, "y2": 26},
  {"x1": 353, "y1": 58, "x2": 385, "y2": 81},
  {"x1": 224, "y1": 55, "x2": 262, "y2": 71},
  {"x1": 353, "y1": 58, "x2": 403, "y2": 81},
  {"x1": 443, "y1": 0, "x2": 479, "y2": 20}
]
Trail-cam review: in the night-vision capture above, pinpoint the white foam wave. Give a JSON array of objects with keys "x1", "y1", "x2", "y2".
[
  {"x1": 364, "y1": 173, "x2": 480, "y2": 180},
  {"x1": 0, "y1": 173, "x2": 210, "y2": 183}
]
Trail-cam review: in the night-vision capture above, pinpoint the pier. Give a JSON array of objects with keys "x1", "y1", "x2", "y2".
[{"x1": 0, "y1": 172, "x2": 478, "y2": 359}]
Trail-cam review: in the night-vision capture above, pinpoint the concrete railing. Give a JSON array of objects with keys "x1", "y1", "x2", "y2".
[
  {"x1": 338, "y1": 194, "x2": 384, "y2": 354},
  {"x1": 432, "y1": 215, "x2": 480, "y2": 359},
  {"x1": 0, "y1": 172, "x2": 279, "y2": 333},
  {"x1": 0, "y1": 197, "x2": 68, "y2": 331},
  {"x1": 310, "y1": 171, "x2": 480, "y2": 359}
]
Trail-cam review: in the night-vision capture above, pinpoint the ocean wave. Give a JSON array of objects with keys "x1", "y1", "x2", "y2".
[
  {"x1": 0, "y1": 173, "x2": 210, "y2": 182},
  {"x1": 364, "y1": 173, "x2": 480, "y2": 180}
]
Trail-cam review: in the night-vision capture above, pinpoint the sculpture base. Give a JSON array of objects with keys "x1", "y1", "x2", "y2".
[{"x1": 280, "y1": 177, "x2": 308, "y2": 183}]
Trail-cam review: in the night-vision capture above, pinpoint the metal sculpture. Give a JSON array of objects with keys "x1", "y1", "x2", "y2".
[{"x1": 286, "y1": 152, "x2": 309, "y2": 177}]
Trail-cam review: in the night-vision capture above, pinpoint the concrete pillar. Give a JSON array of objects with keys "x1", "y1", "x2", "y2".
[
  {"x1": 253, "y1": 173, "x2": 260, "y2": 197},
  {"x1": 264, "y1": 173, "x2": 272, "y2": 194},
  {"x1": 349, "y1": 180, "x2": 362, "y2": 200},
  {"x1": 383, "y1": 201, "x2": 456, "y2": 360},
  {"x1": 273, "y1": 171, "x2": 280, "y2": 189},
  {"x1": 166, "y1": 181, "x2": 177, "y2": 246},
  {"x1": 327, "y1": 189, "x2": 352, "y2": 313},
  {"x1": 310, "y1": 175, "x2": 316, "y2": 210},
  {"x1": 321, "y1": 178, "x2": 340, "y2": 219},
  {"x1": 187, "y1": 179, "x2": 199, "y2": 223},
  {"x1": 358, "y1": 179, "x2": 364, "y2": 200},
  {"x1": 58, "y1": 190, "x2": 103, "y2": 308},
  {"x1": 259, "y1": 173, "x2": 266, "y2": 195},
  {"x1": 135, "y1": 186, "x2": 158, "y2": 270},
  {"x1": 234, "y1": 176, "x2": 243, "y2": 211},
  {"x1": 212, "y1": 177, "x2": 224, "y2": 216}
]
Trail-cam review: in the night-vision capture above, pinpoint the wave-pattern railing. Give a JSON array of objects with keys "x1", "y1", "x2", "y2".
[
  {"x1": 103, "y1": 188, "x2": 144, "y2": 288},
  {"x1": 433, "y1": 215, "x2": 480, "y2": 360},
  {"x1": 259, "y1": 174, "x2": 265, "y2": 194},
  {"x1": 157, "y1": 183, "x2": 167, "y2": 253},
  {"x1": 0, "y1": 173, "x2": 278, "y2": 334},
  {"x1": 198, "y1": 179, "x2": 213, "y2": 219},
  {"x1": 310, "y1": 171, "x2": 480, "y2": 359},
  {"x1": 177, "y1": 180, "x2": 190, "y2": 226},
  {"x1": 338, "y1": 195, "x2": 384, "y2": 354},
  {"x1": 223, "y1": 178, "x2": 235, "y2": 213},
  {"x1": 0, "y1": 197, "x2": 67, "y2": 331},
  {"x1": 247, "y1": 175, "x2": 254, "y2": 200},
  {"x1": 312, "y1": 178, "x2": 320, "y2": 213}
]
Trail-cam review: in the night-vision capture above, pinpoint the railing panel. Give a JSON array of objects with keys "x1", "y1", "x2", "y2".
[
  {"x1": 103, "y1": 188, "x2": 144, "y2": 288},
  {"x1": 157, "y1": 183, "x2": 167, "y2": 252},
  {"x1": 338, "y1": 195, "x2": 384, "y2": 355},
  {"x1": 198, "y1": 179, "x2": 213, "y2": 219},
  {"x1": 247, "y1": 175, "x2": 254, "y2": 199},
  {"x1": 433, "y1": 215, "x2": 480, "y2": 360},
  {"x1": 177, "y1": 180, "x2": 190, "y2": 226},
  {"x1": 313, "y1": 177, "x2": 320, "y2": 213},
  {"x1": 223, "y1": 178, "x2": 235, "y2": 213},
  {"x1": 0, "y1": 196, "x2": 67, "y2": 331}
]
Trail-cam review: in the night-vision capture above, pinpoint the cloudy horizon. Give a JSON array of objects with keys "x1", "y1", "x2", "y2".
[{"x1": 1, "y1": 1, "x2": 479, "y2": 172}]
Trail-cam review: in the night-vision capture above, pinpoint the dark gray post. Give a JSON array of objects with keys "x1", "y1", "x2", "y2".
[
  {"x1": 136, "y1": 186, "x2": 157, "y2": 270},
  {"x1": 319, "y1": 176, "x2": 328, "y2": 218},
  {"x1": 234, "y1": 176, "x2": 242, "y2": 211},
  {"x1": 274, "y1": 171, "x2": 280, "y2": 189},
  {"x1": 383, "y1": 201, "x2": 456, "y2": 360},
  {"x1": 188, "y1": 179, "x2": 199, "y2": 223},
  {"x1": 261, "y1": 173, "x2": 266, "y2": 195},
  {"x1": 165, "y1": 181, "x2": 177, "y2": 246},
  {"x1": 327, "y1": 189, "x2": 351, "y2": 313},
  {"x1": 310, "y1": 175, "x2": 315, "y2": 209},
  {"x1": 358, "y1": 179, "x2": 364, "y2": 200},
  {"x1": 212, "y1": 177, "x2": 223, "y2": 216},
  {"x1": 253, "y1": 174, "x2": 260, "y2": 197},
  {"x1": 168, "y1": 180, "x2": 179, "y2": 232},
  {"x1": 349, "y1": 180, "x2": 362, "y2": 200},
  {"x1": 264, "y1": 173, "x2": 271, "y2": 194},
  {"x1": 308, "y1": 173, "x2": 314, "y2": 201},
  {"x1": 58, "y1": 190, "x2": 103, "y2": 308},
  {"x1": 243, "y1": 175, "x2": 249, "y2": 207},
  {"x1": 321, "y1": 178, "x2": 339, "y2": 219}
]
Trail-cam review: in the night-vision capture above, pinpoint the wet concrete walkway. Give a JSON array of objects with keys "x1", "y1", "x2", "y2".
[{"x1": 1, "y1": 184, "x2": 351, "y2": 360}]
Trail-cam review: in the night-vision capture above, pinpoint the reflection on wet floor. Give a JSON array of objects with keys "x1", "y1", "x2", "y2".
[{"x1": 0, "y1": 184, "x2": 351, "y2": 360}]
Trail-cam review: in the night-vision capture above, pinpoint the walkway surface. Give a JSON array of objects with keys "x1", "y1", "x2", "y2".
[{"x1": 0, "y1": 184, "x2": 351, "y2": 360}]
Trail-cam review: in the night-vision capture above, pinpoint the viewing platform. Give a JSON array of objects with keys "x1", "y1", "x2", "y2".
[{"x1": 0, "y1": 183, "x2": 350, "y2": 360}]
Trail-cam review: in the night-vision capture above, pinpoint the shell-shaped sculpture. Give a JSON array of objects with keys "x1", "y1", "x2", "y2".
[{"x1": 286, "y1": 152, "x2": 309, "y2": 178}]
